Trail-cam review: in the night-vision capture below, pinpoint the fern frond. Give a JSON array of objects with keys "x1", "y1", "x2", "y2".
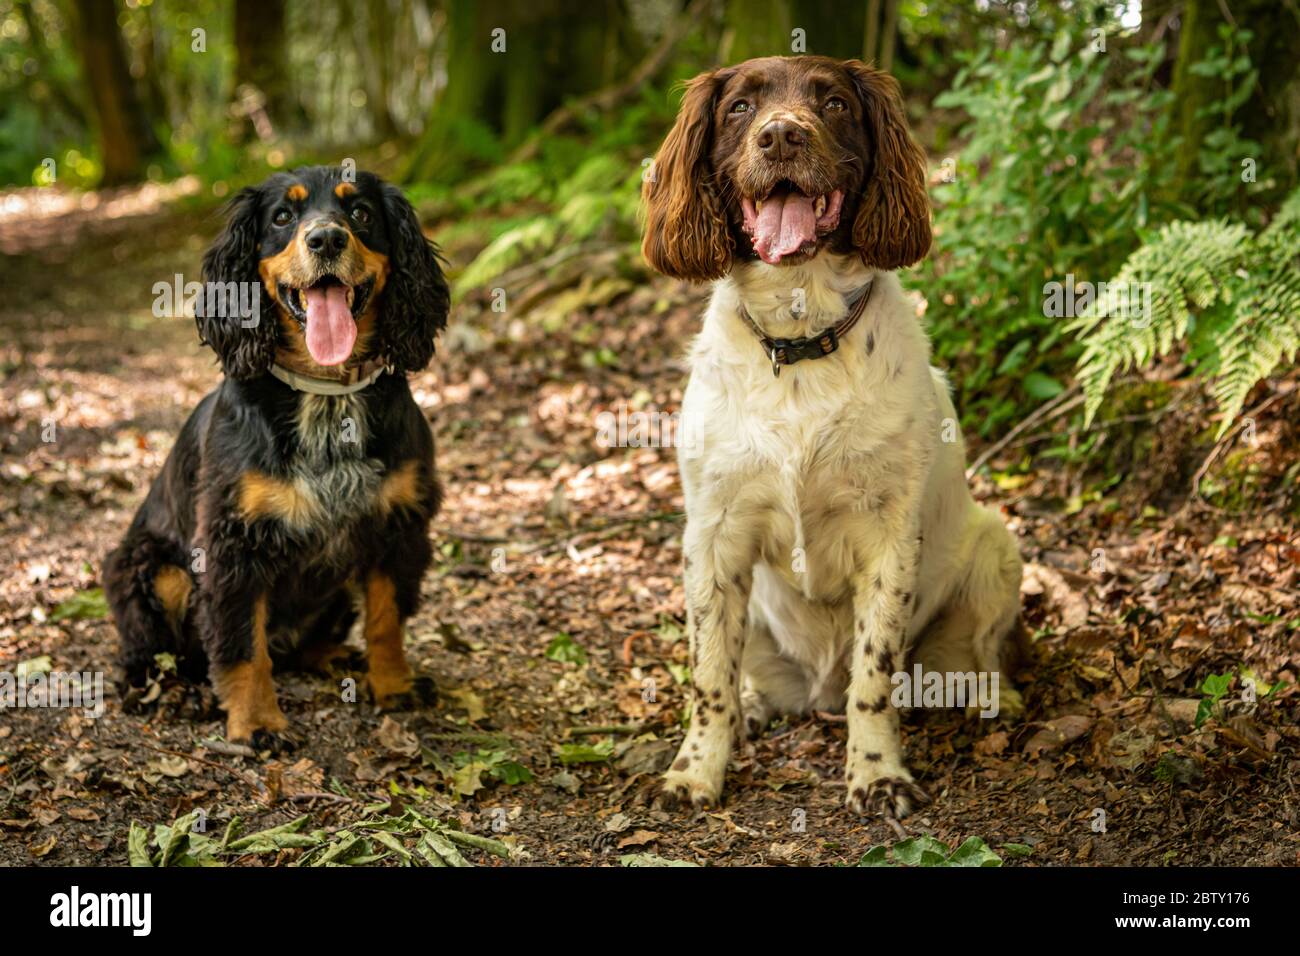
[
  {"x1": 1211, "y1": 231, "x2": 1300, "y2": 434},
  {"x1": 452, "y1": 217, "x2": 559, "y2": 297},
  {"x1": 1074, "y1": 185, "x2": 1300, "y2": 433},
  {"x1": 1071, "y1": 219, "x2": 1250, "y2": 425}
]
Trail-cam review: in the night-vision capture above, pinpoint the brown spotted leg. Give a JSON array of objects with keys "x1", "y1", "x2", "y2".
[
  {"x1": 844, "y1": 515, "x2": 930, "y2": 823},
  {"x1": 660, "y1": 518, "x2": 753, "y2": 807}
]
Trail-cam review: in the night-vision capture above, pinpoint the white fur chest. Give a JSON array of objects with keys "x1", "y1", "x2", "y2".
[{"x1": 679, "y1": 258, "x2": 939, "y2": 602}]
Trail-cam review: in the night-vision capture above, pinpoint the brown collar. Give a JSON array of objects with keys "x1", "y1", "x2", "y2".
[
  {"x1": 269, "y1": 355, "x2": 393, "y2": 395},
  {"x1": 739, "y1": 281, "x2": 874, "y2": 377}
]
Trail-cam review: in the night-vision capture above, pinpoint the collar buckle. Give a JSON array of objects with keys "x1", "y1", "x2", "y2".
[
  {"x1": 741, "y1": 280, "x2": 873, "y2": 378},
  {"x1": 764, "y1": 329, "x2": 839, "y2": 377}
]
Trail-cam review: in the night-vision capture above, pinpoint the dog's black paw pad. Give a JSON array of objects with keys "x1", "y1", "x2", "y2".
[
  {"x1": 847, "y1": 776, "x2": 931, "y2": 823},
  {"x1": 375, "y1": 676, "x2": 437, "y2": 711},
  {"x1": 249, "y1": 729, "x2": 299, "y2": 755}
]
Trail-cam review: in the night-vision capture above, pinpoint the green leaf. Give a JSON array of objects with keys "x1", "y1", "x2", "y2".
[
  {"x1": 487, "y1": 760, "x2": 534, "y2": 785},
  {"x1": 51, "y1": 588, "x2": 109, "y2": 622},
  {"x1": 545, "y1": 632, "x2": 588, "y2": 665},
  {"x1": 421, "y1": 832, "x2": 471, "y2": 867},
  {"x1": 619, "y1": 853, "x2": 699, "y2": 867},
  {"x1": 369, "y1": 830, "x2": 412, "y2": 860},
  {"x1": 15, "y1": 656, "x2": 51, "y2": 679},
  {"x1": 224, "y1": 814, "x2": 311, "y2": 852},
  {"x1": 1199, "y1": 672, "x2": 1233, "y2": 700},
  {"x1": 158, "y1": 812, "x2": 197, "y2": 867},
  {"x1": 946, "y1": 836, "x2": 1004, "y2": 867},
  {"x1": 891, "y1": 835, "x2": 950, "y2": 866},
  {"x1": 1194, "y1": 697, "x2": 1214, "y2": 729},
  {"x1": 127, "y1": 822, "x2": 154, "y2": 867},
  {"x1": 1023, "y1": 372, "x2": 1065, "y2": 400},
  {"x1": 554, "y1": 738, "x2": 614, "y2": 765},
  {"x1": 857, "y1": 845, "x2": 893, "y2": 867}
]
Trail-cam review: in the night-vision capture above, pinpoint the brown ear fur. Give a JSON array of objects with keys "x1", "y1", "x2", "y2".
[
  {"x1": 844, "y1": 61, "x2": 932, "y2": 270},
  {"x1": 640, "y1": 71, "x2": 733, "y2": 281}
]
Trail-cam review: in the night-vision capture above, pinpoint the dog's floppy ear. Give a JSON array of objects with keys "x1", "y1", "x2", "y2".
[
  {"x1": 843, "y1": 61, "x2": 931, "y2": 271},
  {"x1": 198, "y1": 186, "x2": 278, "y2": 378},
  {"x1": 641, "y1": 70, "x2": 733, "y2": 281},
  {"x1": 376, "y1": 183, "x2": 449, "y2": 373}
]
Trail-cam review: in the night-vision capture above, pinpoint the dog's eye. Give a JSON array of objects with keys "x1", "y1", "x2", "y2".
[
  {"x1": 350, "y1": 205, "x2": 372, "y2": 226},
  {"x1": 272, "y1": 208, "x2": 294, "y2": 227},
  {"x1": 730, "y1": 100, "x2": 751, "y2": 114},
  {"x1": 825, "y1": 96, "x2": 847, "y2": 112}
]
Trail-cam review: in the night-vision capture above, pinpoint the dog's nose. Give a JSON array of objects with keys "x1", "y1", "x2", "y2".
[
  {"x1": 757, "y1": 119, "x2": 807, "y2": 162},
  {"x1": 305, "y1": 224, "x2": 349, "y2": 259}
]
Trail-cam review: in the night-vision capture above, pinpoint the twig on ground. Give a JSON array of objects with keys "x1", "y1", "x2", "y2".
[
  {"x1": 966, "y1": 385, "x2": 1084, "y2": 479},
  {"x1": 202, "y1": 738, "x2": 256, "y2": 758},
  {"x1": 139, "y1": 741, "x2": 266, "y2": 795},
  {"x1": 567, "y1": 724, "x2": 643, "y2": 737},
  {"x1": 1190, "y1": 383, "x2": 1297, "y2": 509},
  {"x1": 287, "y1": 792, "x2": 356, "y2": 805}
]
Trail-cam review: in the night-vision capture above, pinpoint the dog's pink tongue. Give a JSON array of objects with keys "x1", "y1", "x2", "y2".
[
  {"x1": 753, "y1": 191, "x2": 817, "y2": 264},
  {"x1": 303, "y1": 285, "x2": 356, "y2": 366}
]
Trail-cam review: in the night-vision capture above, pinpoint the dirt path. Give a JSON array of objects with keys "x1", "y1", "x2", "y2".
[{"x1": 1, "y1": 186, "x2": 1296, "y2": 867}]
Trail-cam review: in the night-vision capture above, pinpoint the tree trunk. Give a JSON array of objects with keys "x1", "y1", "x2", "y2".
[
  {"x1": 1170, "y1": 0, "x2": 1300, "y2": 210},
  {"x1": 365, "y1": 0, "x2": 400, "y2": 139},
  {"x1": 777, "y1": 0, "x2": 864, "y2": 60},
  {"x1": 17, "y1": 0, "x2": 89, "y2": 127},
  {"x1": 406, "y1": 0, "x2": 641, "y2": 182},
  {"x1": 70, "y1": 0, "x2": 158, "y2": 186},
  {"x1": 723, "y1": 0, "x2": 792, "y2": 62},
  {"x1": 878, "y1": 0, "x2": 898, "y2": 74},
  {"x1": 863, "y1": 0, "x2": 882, "y2": 64},
  {"x1": 1234, "y1": 0, "x2": 1300, "y2": 205},
  {"x1": 233, "y1": 0, "x2": 298, "y2": 139},
  {"x1": 137, "y1": 2, "x2": 170, "y2": 132}
]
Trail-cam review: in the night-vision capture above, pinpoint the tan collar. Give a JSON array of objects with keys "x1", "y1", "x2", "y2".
[{"x1": 269, "y1": 356, "x2": 392, "y2": 395}]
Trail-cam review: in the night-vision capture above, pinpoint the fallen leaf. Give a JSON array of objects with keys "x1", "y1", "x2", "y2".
[
  {"x1": 1022, "y1": 563, "x2": 1089, "y2": 629},
  {"x1": 444, "y1": 687, "x2": 487, "y2": 722},
  {"x1": 1023, "y1": 715, "x2": 1093, "y2": 756},
  {"x1": 375, "y1": 716, "x2": 420, "y2": 758},
  {"x1": 616, "y1": 829, "x2": 659, "y2": 849}
]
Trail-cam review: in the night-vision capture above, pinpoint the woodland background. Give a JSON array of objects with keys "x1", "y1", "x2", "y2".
[{"x1": 0, "y1": 0, "x2": 1297, "y2": 867}]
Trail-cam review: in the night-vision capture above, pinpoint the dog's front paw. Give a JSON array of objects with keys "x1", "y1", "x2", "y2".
[
  {"x1": 656, "y1": 761, "x2": 723, "y2": 810},
  {"x1": 997, "y1": 685, "x2": 1025, "y2": 719},
  {"x1": 225, "y1": 703, "x2": 289, "y2": 747},
  {"x1": 740, "y1": 688, "x2": 774, "y2": 739},
  {"x1": 370, "y1": 673, "x2": 436, "y2": 711},
  {"x1": 847, "y1": 774, "x2": 931, "y2": 822},
  {"x1": 965, "y1": 684, "x2": 1024, "y2": 721},
  {"x1": 248, "y1": 727, "x2": 300, "y2": 755}
]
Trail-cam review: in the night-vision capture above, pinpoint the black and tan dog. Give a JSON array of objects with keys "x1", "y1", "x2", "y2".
[{"x1": 104, "y1": 166, "x2": 450, "y2": 746}]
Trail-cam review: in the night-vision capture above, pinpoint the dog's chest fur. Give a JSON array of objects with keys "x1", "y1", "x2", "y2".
[
  {"x1": 680, "y1": 257, "x2": 945, "y2": 605},
  {"x1": 287, "y1": 392, "x2": 385, "y2": 557}
]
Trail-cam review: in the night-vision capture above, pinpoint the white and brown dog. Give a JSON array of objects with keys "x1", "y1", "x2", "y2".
[{"x1": 641, "y1": 56, "x2": 1023, "y2": 822}]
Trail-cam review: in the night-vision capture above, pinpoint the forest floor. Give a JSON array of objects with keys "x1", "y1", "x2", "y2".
[{"x1": 1, "y1": 181, "x2": 1297, "y2": 868}]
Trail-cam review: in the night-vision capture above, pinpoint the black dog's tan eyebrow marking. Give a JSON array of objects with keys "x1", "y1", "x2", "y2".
[
  {"x1": 286, "y1": 184, "x2": 308, "y2": 202},
  {"x1": 335, "y1": 182, "x2": 357, "y2": 199}
]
